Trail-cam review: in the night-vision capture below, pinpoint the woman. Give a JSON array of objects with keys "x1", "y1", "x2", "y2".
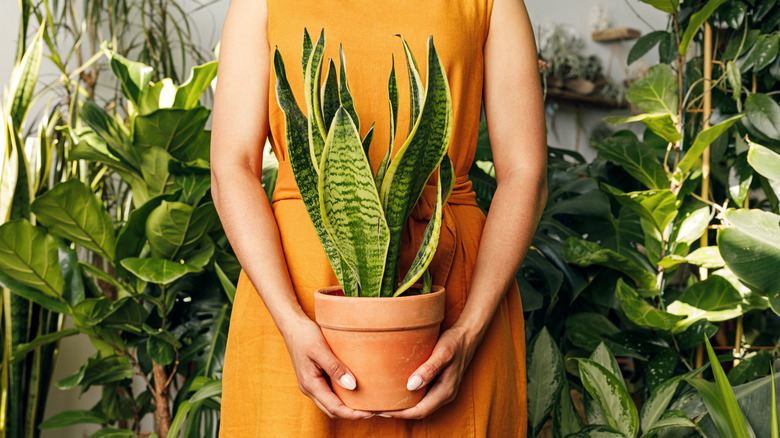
[{"x1": 211, "y1": 0, "x2": 547, "y2": 435}]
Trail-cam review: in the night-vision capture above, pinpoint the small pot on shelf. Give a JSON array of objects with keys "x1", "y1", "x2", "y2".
[{"x1": 314, "y1": 285, "x2": 446, "y2": 411}]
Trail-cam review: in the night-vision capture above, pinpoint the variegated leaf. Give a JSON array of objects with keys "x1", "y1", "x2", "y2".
[
  {"x1": 380, "y1": 36, "x2": 453, "y2": 296},
  {"x1": 362, "y1": 121, "x2": 375, "y2": 163},
  {"x1": 576, "y1": 359, "x2": 639, "y2": 438},
  {"x1": 319, "y1": 108, "x2": 389, "y2": 297},
  {"x1": 398, "y1": 35, "x2": 424, "y2": 137},
  {"x1": 396, "y1": 154, "x2": 454, "y2": 296},
  {"x1": 274, "y1": 48, "x2": 355, "y2": 295},
  {"x1": 376, "y1": 58, "x2": 399, "y2": 189},
  {"x1": 304, "y1": 30, "x2": 327, "y2": 164},
  {"x1": 321, "y1": 58, "x2": 340, "y2": 132},
  {"x1": 338, "y1": 44, "x2": 360, "y2": 133},
  {"x1": 302, "y1": 29, "x2": 313, "y2": 76}
]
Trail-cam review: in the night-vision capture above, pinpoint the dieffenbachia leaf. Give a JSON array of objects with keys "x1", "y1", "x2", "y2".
[
  {"x1": 379, "y1": 35, "x2": 453, "y2": 296},
  {"x1": 321, "y1": 58, "x2": 340, "y2": 133},
  {"x1": 319, "y1": 108, "x2": 390, "y2": 297},
  {"x1": 304, "y1": 30, "x2": 327, "y2": 165},
  {"x1": 274, "y1": 48, "x2": 356, "y2": 295},
  {"x1": 338, "y1": 44, "x2": 360, "y2": 134},
  {"x1": 398, "y1": 35, "x2": 424, "y2": 137},
  {"x1": 576, "y1": 359, "x2": 640, "y2": 438},
  {"x1": 396, "y1": 154, "x2": 454, "y2": 296}
]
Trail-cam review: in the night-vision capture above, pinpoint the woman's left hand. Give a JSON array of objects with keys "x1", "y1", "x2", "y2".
[{"x1": 380, "y1": 324, "x2": 479, "y2": 420}]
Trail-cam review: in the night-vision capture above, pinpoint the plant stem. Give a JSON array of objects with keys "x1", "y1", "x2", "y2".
[{"x1": 152, "y1": 362, "x2": 172, "y2": 438}]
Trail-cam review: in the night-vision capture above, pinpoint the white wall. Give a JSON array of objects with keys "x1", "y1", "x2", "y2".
[
  {"x1": 0, "y1": 1, "x2": 667, "y2": 436},
  {"x1": 526, "y1": 0, "x2": 667, "y2": 160}
]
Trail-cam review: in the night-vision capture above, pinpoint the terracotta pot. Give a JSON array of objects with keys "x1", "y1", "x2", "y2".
[{"x1": 314, "y1": 285, "x2": 445, "y2": 411}]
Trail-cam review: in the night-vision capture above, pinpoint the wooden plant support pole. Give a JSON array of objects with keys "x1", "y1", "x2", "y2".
[{"x1": 696, "y1": 22, "x2": 714, "y2": 370}]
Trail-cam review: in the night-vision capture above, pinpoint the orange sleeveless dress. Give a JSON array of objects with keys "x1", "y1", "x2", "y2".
[{"x1": 219, "y1": 1, "x2": 527, "y2": 436}]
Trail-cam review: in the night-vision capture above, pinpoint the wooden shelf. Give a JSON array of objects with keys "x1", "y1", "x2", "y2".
[
  {"x1": 592, "y1": 27, "x2": 641, "y2": 42},
  {"x1": 545, "y1": 88, "x2": 629, "y2": 109}
]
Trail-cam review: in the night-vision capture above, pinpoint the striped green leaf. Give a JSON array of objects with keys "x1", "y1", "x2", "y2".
[
  {"x1": 321, "y1": 58, "x2": 340, "y2": 131},
  {"x1": 398, "y1": 35, "x2": 424, "y2": 137},
  {"x1": 705, "y1": 336, "x2": 752, "y2": 438},
  {"x1": 0, "y1": 219, "x2": 64, "y2": 298},
  {"x1": 396, "y1": 155, "x2": 454, "y2": 296},
  {"x1": 576, "y1": 358, "x2": 640, "y2": 438},
  {"x1": 302, "y1": 29, "x2": 313, "y2": 74},
  {"x1": 304, "y1": 31, "x2": 327, "y2": 164},
  {"x1": 273, "y1": 48, "x2": 355, "y2": 295},
  {"x1": 338, "y1": 44, "x2": 360, "y2": 133},
  {"x1": 9, "y1": 24, "x2": 43, "y2": 132},
  {"x1": 319, "y1": 108, "x2": 389, "y2": 297},
  {"x1": 30, "y1": 179, "x2": 116, "y2": 262},
  {"x1": 380, "y1": 36, "x2": 453, "y2": 296},
  {"x1": 362, "y1": 121, "x2": 375, "y2": 159},
  {"x1": 376, "y1": 58, "x2": 399, "y2": 189}
]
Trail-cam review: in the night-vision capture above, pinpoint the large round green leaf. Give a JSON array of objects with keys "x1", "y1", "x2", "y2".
[
  {"x1": 120, "y1": 257, "x2": 199, "y2": 285},
  {"x1": 717, "y1": 209, "x2": 780, "y2": 314},
  {"x1": 145, "y1": 201, "x2": 216, "y2": 260},
  {"x1": 31, "y1": 179, "x2": 116, "y2": 262},
  {"x1": 0, "y1": 219, "x2": 64, "y2": 297}
]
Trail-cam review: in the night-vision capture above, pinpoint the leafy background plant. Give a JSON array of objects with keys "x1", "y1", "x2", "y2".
[{"x1": 2, "y1": 0, "x2": 780, "y2": 437}]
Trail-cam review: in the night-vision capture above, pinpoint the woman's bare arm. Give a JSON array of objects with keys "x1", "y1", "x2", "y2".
[
  {"x1": 211, "y1": 0, "x2": 369, "y2": 420},
  {"x1": 386, "y1": 0, "x2": 547, "y2": 419}
]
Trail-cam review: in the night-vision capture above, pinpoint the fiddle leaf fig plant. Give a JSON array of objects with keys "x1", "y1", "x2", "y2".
[{"x1": 274, "y1": 29, "x2": 455, "y2": 298}]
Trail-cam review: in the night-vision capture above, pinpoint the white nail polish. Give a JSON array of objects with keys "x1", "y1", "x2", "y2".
[
  {"x1": 362, "y1": 414, "x2": 375, "y2": 419},
  {"x1": 339, "y1": 374, "x2": 356, "y2": 390},
  {"x1": 407, "y1": 375, "x2": 423, "y2": 391},
  {"x1": 377, "y1": 413, "x2": 392, "y2": 418}
]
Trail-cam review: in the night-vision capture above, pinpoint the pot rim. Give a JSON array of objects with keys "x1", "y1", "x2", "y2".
[{"x1": 314, "y1": 285, "x2": 445, "y2": 331}]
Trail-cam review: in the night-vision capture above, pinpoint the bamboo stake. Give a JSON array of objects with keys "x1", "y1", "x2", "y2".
[{"x1": 696, "y1": 22, "x2": 714, "y2": 370}]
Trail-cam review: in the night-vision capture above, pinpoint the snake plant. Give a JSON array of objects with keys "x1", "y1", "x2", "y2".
[{"x1": 274, "y1": 29, "x2": 454, "y2": 298}]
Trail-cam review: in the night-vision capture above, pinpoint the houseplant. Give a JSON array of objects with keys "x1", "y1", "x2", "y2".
[{"x1": 273, "y1": 29, "x2": 454, "y2": 410}]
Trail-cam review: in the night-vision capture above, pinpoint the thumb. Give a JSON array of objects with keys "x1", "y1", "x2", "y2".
[
  {"x1": 312, "y1": 345, "x2": 357, "y2": 391},
  {"x1": 407, "y1": 343, "x2": 454, "y2": 391}
]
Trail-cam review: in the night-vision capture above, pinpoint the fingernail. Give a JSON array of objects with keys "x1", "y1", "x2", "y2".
[
  {"x1": 377, "y1": 414, "x2": 392, "y2": 418},
  {"x1": 339, "y1": 374, "x2": 357, "y2": 390},
  {"x1": 407, "y1": 375, "x2": 423, "y2": 391},
  {"x1": 362, "y1": 414, "x2": 376, "y2": 419}
]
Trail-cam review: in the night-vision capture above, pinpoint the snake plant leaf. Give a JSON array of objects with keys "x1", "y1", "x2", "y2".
[
  {"x1": 397, "y1": 35, "x2": 424, "y2": 137},
  {"x1": 362, "y1": 121, "x2": 375, "y2": 159},
  {"x1": 376, "y1": 58, "x2": 399, "y2": 188},
  {"x1": 0, "y1": 219, "x2": 64, "y2": 298},
  {"x1": 302, "y1": 29, "x2": 313, "y2": 74},
  {"x1": 321, "y1": 58, "x2": 340, "y2": 131},
  {"x1": 396, "y1": 155, "x2": 454, "y2": 296},
  {"x1": 274, "y1": 48, "x2": 354, "y2": 295},
  {"x1": 576, "y1": 358, "x2": 640, "y2": 438},
  {"x1": 319, "y1": 108, "x2": 390, "y2": 297},
  {"x1": 30, "y1": 179, "x2": 116, "y2": 262},
  {"x1": 9, "y1": 24, "x2": 43, "y2": 132},
  {"x1": 338, "y1": 44, "x2": 360, "y2": 133},
  {"x1": 380, "y1": 35, "x2": 453, "y2": 295},
  {"x1": 304, "y1": 30, "x2": 327, "y2": 163}
]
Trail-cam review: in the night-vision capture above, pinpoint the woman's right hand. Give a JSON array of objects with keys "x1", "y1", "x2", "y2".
[{"x1": 281, "y1": 316, "x2": 374, "y2": 420}]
